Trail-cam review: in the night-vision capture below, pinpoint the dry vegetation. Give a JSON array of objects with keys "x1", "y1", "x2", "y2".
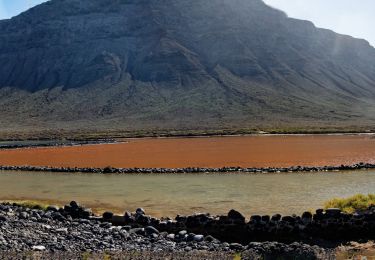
[{"x1": 324, "y1": 194, "x2": 375, "y2": 213}]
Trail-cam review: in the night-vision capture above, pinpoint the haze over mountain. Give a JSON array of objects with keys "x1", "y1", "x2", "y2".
[{"x1": 1, "y1": 0, "x2": 375, "y2": 133}]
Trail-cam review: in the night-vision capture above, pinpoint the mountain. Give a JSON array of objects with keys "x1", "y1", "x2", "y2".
[{"x1": 1, "y1": 0, "x2": 375, "y2": 133}]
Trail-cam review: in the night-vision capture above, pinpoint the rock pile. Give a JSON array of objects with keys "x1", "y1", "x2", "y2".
[
  {"x1": 101, "y1": 206, "x2": 375, "y2": 245},
  {"x1": 0, "y1": 202, "x2": 334, "y2": 259},
  {"x1": 1, "y1": 162, "x2": 375, "y2": 174}
]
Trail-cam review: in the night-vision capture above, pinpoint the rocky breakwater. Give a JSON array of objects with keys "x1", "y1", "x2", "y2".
[
  {"x1": 1, "y1": 162, "x2": 375, "y2": 174},
  {"x1": 0, "y1": 201, "x2": 339, "y2": 259},
  {"x1": 103, "y1": 206, "x2": 375, "y2": 245},
  {"x1": 0, "y1": 139, "x2": 117, "y2": 149}
]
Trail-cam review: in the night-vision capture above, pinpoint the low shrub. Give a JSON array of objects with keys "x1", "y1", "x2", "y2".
[{"x1": 324, "y1": 194, "x2": 375, "y2": 213}]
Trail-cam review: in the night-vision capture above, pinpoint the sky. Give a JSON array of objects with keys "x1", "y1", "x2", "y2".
[
  {"x1": 263, "y1": 0, "x2": 375, "y2": 46},
  {"x1": 0, "y1": 0, "x2": 374, "y2": 46},
  {"x1": 0, "y1": 0, "x2": 48, "y2": 19}
]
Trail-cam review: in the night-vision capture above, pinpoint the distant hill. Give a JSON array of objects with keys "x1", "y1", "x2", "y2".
[{"x1": 0, "y1": 0, "x2": 375, "y2": 134}]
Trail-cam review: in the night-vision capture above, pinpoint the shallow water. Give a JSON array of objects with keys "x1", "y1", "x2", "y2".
[
  {"x1": 0, "y1": 170, "x2": 374, "y2": 217},
  {"x1": 1, "y1": 135, "x2": 375, "y2": 168}
]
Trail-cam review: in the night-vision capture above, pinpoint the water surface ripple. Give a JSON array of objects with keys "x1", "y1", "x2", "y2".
[{"x1": 0, "y1": 170, "x2": 374, "y2": 217}]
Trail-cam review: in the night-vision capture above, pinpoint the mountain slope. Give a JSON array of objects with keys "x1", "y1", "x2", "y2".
[{"x1": 0, "y1": 0, "x2": 375, "y2": 132}]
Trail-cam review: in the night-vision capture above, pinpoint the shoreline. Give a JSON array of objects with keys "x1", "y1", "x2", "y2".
[
  {"x1": 0, "y1": 130, "x2": 374, "y2": 145},
  {"x1": 0, "y1": 201, "x2": 373, "y2": 258},
  {"x1": 0, "y1": 139, "x2": 118, "y2": 150},
  {"x1": 1, "y1": 162, "x2": 375, "y2": 174}
]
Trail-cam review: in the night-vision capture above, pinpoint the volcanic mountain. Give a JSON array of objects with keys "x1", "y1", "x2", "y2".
[{"x1": 1, "y1": 0, "x2": 375, "y2": 133}]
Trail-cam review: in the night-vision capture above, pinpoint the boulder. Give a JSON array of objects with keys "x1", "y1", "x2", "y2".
[
  {"x1": 250, "y1": 215, "x2": 262, "y2": 222},
  {"x1": 271, "y1": 214, "x2": 282, "y2": 221},
  {"x1": 129, "y1": 228, "x2": 145, "y2": 236},
  {"x1": 111, "y1": 215, "x2": 126, "y2": 226},
  {"x1": 282, "y1": 216, "x2": 295, "y2": 223},
  {"x1": 145, "y1": 226, "x2": 159, "y2": 235},
  {"x1": 103, "y1": 211, "x2": 114, "y2": 220},
  {"x1": 302, "y1": 212, "x2": 313, "y2": 219},
  {"x1": 204, "y1": 235, "x2": 216, "y2": 242},
  {"x1": 46, "y1": 205, "x2": 59, "y2": 212},
  {"x1": 51, "y1": 212, "x2": 65, "y2": 221},
  {"x1": 230, "y1": 243, "x2": 244, "y2": 251},
  {"x1": 135, "y1": 214, "x2": 151, "y2": 225},
  {"x1": 193, "y1": 234, "x2": 204, "y2": 242},
  {"x1": 178, "y1": 230, "x2": 188, "y2": 237},
  {"x1": 18, "y1": 212, "x2": 29, "y2": 219},
  {"x1": 32, "y1": 245, "x2": 46, "y2": 251},
  {"x1": 228, "y1": 209, "x2": 245, "y2": 223},
  {"x1": 326, "y1": 208, "x2": 341, "y2": 217},
  {"x1": 70, "y1": 201, "x2": 79, "y2": 209},
  {"x1": 136, "y1": 208, "x2": 145, "y2": 215}
]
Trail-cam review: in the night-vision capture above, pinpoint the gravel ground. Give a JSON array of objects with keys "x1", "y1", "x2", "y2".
[{"x1": 0, "y1": 203, "x2": 339, "y2": 259}]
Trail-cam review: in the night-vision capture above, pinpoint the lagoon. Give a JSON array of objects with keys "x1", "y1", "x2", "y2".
[{"x1": 0, "y1": 170, "x2": 374, "y2": 217}]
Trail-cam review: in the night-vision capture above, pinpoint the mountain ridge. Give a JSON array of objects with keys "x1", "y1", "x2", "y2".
[{"x1": 0, "y1": 0, "x2": 375, "y2": 133}]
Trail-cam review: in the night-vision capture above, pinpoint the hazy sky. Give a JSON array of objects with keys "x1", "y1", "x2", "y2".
[
  {"x1": 0, "y1": 0, "x2": 48, "y2": 19},
  {"x1": 0, "y1": 0, "x2": 374, "y2": 46},
  {"x1": 264, "y1": 0, "x2": 375, "y2": 46}
]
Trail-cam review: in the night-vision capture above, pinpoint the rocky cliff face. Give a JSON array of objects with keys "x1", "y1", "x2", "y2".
[{"x1": 0, "y1": 0, "x2": 375, "y2": 131}]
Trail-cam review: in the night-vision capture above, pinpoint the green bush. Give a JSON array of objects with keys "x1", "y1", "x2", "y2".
[{"x1": 324, "y1": 194, "x2": 375, "y2": 213}]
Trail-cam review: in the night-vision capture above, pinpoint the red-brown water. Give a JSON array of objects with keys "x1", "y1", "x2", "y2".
[{"x1": 0, "y1": 135, "x2": 375, "y2": 168}]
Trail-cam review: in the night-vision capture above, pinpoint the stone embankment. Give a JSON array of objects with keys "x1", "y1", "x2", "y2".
[
  {"x1": 1, "y1": 201, "x2": 374, "y2": 259},
  {"x1": 0, "y1": 201, "x2": 332, "y2": 259},
  {"x1": 1, "y1": 162, "x2": 375, "y2": 174},
  {"x1": 97, "y1": 204, "x2": 375, "y2": 245},
  {"x1": 0, "y1": 140, "x2": 116, "y2": 149}
]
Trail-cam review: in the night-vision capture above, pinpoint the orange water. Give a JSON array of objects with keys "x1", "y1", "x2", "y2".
[{"x1": 0, "y1": 135, "x2": 375, "y2": 168}]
